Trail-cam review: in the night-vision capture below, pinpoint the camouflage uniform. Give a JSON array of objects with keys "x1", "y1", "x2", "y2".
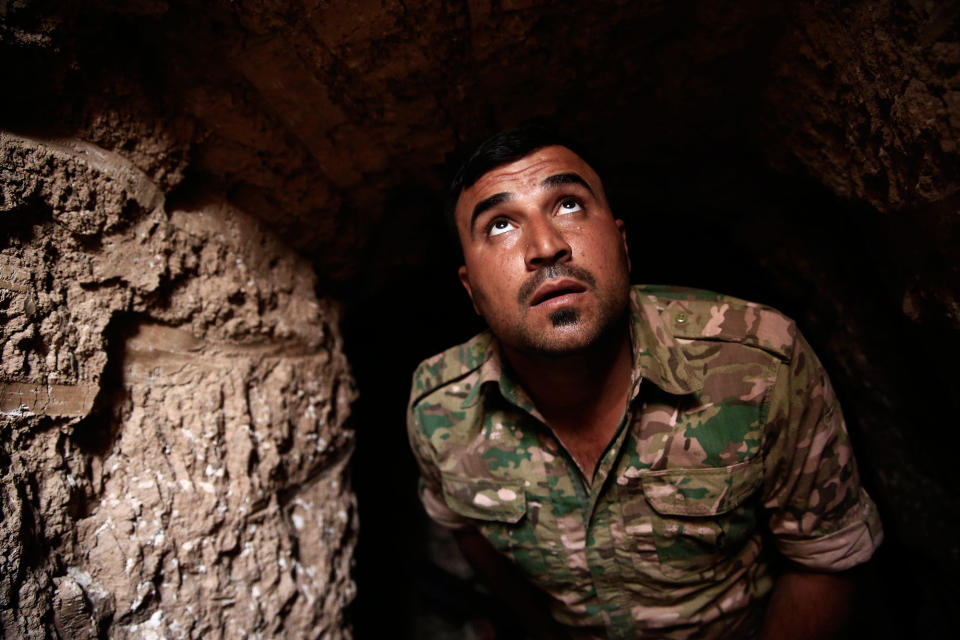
[{"x1": 407, "y1": 285, "x2": 883, "y2": 639}]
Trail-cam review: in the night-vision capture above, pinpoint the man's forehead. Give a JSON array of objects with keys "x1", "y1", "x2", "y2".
[{"x1": 457, "y1": 145, "x2": 601, "y2": 215}]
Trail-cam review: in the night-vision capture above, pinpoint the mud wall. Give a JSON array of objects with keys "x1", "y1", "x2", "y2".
[{"x1": 0, "y1": 133, "x2": 356, "y2": 639}]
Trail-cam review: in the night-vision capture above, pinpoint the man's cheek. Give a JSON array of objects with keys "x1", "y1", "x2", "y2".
[{"x1": 470, "y1": 283, "x2": 491, "y2": 317}]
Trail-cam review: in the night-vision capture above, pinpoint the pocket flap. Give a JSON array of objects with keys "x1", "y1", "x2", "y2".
[
  {"x1": 641, "y1": 458, "x2": 761, "y2": 517},
  {"x1": 441, "y1": 474, "x2": 527, "y2": 523}
]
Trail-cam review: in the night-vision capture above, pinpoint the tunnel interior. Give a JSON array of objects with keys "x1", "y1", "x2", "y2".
[{"x1": 1, "y1": 1, "x2": 959, "y2": 638}]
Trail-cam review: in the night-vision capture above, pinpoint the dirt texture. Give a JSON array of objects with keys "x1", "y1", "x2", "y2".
[
  {"x1": 0, "y1": 132, "x2": 356, "y2": 639},
  {"x1": 764, "y1": 1, "x2": 960, "y2": 212}
]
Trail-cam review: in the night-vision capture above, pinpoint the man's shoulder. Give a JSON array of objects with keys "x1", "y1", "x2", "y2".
[
  {"x1": 633, "y1": 284, "x2": 800, "y2": 361},
  {"x1": 409, "y1": 330, "x2": 494, "y2": 409}
]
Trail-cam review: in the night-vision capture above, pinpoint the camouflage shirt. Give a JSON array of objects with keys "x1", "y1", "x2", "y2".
[{"x1": 407, "y1": 285, "x2": 883, "y2": 639}]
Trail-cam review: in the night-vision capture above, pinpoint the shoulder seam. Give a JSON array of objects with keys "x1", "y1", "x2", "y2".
[
  {"x1": 634, "y1": 285, "x2": 798, "y2": 362},
  {"x1": 410, "y1": 364, "x2": 486, "y2": 409}
]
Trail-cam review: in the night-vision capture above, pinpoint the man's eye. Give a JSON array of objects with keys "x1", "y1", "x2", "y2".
[
  {"x1": 558, "y1": 199, "x2": 583, "y2": 214},
  {"x1": 488, "y1": 218, "x2": 516, "y2": 236}
]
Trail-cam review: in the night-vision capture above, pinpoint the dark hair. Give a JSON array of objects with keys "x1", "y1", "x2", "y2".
[{"x1": 443, "y1": 122, "x2": 593, "y2": 251}]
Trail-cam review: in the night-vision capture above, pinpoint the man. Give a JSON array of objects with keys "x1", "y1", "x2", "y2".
[{"x1": 407, "y1": 124, "x2": 882, "y2": 639}]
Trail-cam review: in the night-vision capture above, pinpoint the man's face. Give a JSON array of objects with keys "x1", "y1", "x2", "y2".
[{"x1": 455, "y1": 145, "x2": 631, "y2": 357}]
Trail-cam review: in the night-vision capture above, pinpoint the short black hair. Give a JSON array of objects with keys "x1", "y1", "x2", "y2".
[{"x1": 443, "y1": 122, "x2": 594, "y2": 250}]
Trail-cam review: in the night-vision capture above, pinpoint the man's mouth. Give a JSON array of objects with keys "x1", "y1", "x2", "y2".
[{"x1": 529, "y1": 279, "x2": 588, "y2": 306}]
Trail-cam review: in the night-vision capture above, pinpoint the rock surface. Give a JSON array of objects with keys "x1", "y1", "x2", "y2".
[{"x1": 0, "y1": 133, "x2": 356, "y2": 639}]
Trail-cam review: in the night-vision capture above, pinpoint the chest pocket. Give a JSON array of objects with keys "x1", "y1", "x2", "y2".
[
  {"x1": 440, "y1": 474, "x2": 531, "y2": 555},
  {"x1": 441, "y1": 473, "x2": 574, "y2": 590},
  {"x1": 620, "y1": 458, "x2": 762, "y2": 583}
]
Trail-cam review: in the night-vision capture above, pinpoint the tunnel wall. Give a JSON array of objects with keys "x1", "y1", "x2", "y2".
[{"x1": 0, "y1": 132, "x2": 357, "y2": 639}]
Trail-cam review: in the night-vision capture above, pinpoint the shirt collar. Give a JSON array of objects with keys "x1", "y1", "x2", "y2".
[{"x1": 461, "y1": 335, "x2": 540, "y2": 415}]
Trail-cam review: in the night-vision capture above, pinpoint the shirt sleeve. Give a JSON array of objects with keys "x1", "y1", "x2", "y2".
[
  {"x1": 761, "y1": 330, "x2": 883, "y2": 572},
  {"x1": 407, "y1": 392, "x2": 472, "y2": 530}
]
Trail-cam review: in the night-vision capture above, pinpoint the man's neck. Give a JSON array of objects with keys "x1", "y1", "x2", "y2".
[
  {"x1": 501, "y1": 321, "x2": 633, "y2": 430},
  {"x1": 500, "y1": 321, "x2": 633, "y2": 481}
]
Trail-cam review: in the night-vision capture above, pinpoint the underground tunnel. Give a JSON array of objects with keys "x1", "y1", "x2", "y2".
[{"x1": 1, "y1": 1, "x2": 959, "y2": 638}]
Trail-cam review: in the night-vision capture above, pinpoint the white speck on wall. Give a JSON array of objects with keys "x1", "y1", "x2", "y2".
[
  {"x1": 92, "y1": 519, "x2": 112, "y2": 538},
  {"x1": 130, "y1": 581, "x2": 154, "y2": 611}
]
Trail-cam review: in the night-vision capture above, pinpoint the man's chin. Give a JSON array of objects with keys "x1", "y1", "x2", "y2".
[
  {"x1": 518, "y1": 322, "x2": 603, "y2": 358},
  {"x1": 548, "y1": 307, "x2": 579, "y2": 328}
]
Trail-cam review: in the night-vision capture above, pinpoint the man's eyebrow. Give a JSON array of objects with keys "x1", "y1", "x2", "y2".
[
  {"x1": 470, "y1": 192, "x2": 512, "y2": 230},
  {"x1": 541, "y1": 173, "x2": 594, "y2": 194}
]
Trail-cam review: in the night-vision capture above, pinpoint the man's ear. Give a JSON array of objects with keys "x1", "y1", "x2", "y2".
[
  {"x1": 616, "y1": 219, "x2": 632, "y2": 273},
  {"x1": 458, "y1": 265, "x2": 481, "y2": 315}
]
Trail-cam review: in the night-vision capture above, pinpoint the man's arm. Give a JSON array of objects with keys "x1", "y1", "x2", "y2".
[
  {"x1": 758, "y1": 569, "x2": 856, "y2": 640},
  {"x1": 759, "y1": 328, "x2": 882, "y2": 637},
  {"x1": 454, "y1": 528, "x2": 571, "y2": 640}
]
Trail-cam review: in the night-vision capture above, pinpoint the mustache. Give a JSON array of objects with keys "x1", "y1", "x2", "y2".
[{"x1": 517, "y1": 263, "x2": 597, "y2": 305}]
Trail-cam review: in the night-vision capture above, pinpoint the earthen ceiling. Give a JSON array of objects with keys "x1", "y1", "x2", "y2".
[
  {"x1": 5, "y1": 1, "x2": 938, "y2": 283},
  {"x1": 5, "y1": 2, "x2": 959, "y2": 294}
]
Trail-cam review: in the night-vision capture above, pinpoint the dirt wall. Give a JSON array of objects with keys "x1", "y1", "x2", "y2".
[{"x1": 0, "y1": 132, "x2": 356, "y2": 639}]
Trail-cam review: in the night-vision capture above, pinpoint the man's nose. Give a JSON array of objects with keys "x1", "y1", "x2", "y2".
[{"x1": 524, "y1": 217, "x2": 571, "y2": 269}]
